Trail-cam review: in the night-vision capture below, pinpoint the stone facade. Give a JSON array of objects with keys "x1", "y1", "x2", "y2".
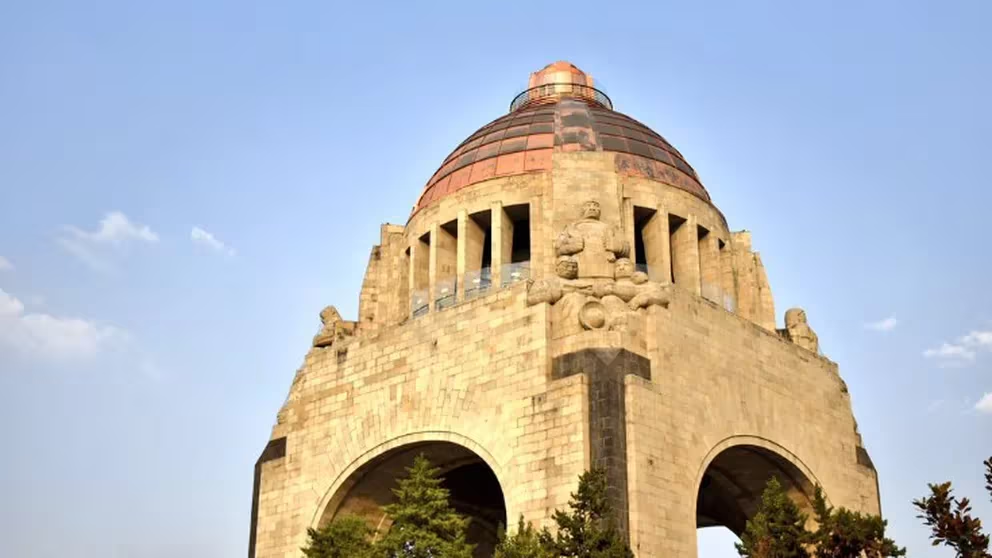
[{"x1": 249, "y1": 62, "x2": 880, "y2": 558}]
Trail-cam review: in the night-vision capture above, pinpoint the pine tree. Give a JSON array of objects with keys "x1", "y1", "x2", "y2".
[
  {"x1": 539, "y1": 468, "x2": 635, "y2": 558},
  {"x1": 808, "y1": 485, "x2": 904, "y2": 558},
  {"x1": 913, "y1": 456, "x2": 992, "y2": 558},
  {"x1": 301, "y1": 514, "x2": 375, "y2": 558},
  {"x1": 495, "y1": 516, "x2": 554, "y2": 558},
  {"x1": 735, "y1": 477, "x2": 810, "y2": 558},
  {"x1": 377, "y1": 453, "x2": 475, "y2": 558}
]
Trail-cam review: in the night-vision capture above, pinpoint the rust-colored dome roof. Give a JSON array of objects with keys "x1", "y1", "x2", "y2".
[{"x1": 413, "y1": 63, "x2": 710, "y2": 215}]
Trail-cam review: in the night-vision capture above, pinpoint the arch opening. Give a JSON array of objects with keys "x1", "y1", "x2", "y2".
[
  {"x1": 696, "y1": 444, "x2": 817, "y2": 539},
  {"x1": 320, "y1": 441, "x2": 507, "y2": 558}
]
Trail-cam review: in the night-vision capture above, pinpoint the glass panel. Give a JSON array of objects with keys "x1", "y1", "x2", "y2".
[
  {"x1": 501, "y1": 261, "x2": 531, "y2": 287},
  {"x1": 464, "y1": 267, "x2": 492, "y2": 301},
  {"x1": 411, "y1": 288, "x2": 429, "y2": 318},
  {"x1": 435, "y1": 277, "x2": 457, "y2": 311}
]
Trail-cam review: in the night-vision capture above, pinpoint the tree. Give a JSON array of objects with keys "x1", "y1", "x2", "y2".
[
  {"x1": 735, "y1": 477, "x2": 810, "y2": 558},
  {"x1": 913, "y1": 456, "x2": 992, "y2": 558},
  {"x1": 495, "y1": 516, "x2": 554, "y2": 558},
  {"x1": 539, "y1": 468, "x2": 635, "y2": 558},
  {"x1": 808, "y1": 485, "x2": 904, "y2": 558},
  {"x1": 302, "y1": 514, "x2": 375, "y2": 558},
  {"x1": 376, "y1": 453, "x2": 475, "y2": 558}
]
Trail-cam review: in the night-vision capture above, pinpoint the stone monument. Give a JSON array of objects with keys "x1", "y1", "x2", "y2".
[{"x1": 249, "y1": 62, "x2": 882, "y2": 558}]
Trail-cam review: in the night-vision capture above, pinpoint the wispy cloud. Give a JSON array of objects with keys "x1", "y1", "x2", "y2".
[
  {"x1": 926, "y1": 399, "x2": 945, "y2": 414},
  {"x1": 57, "y1": 211, "x2": 159, "y2": 272},
  {"x1": 0, "y1": 287, "x2": 127, "y2": 360},
  {"x1": 865, "y1": 316, "x2": 898, "y2": 332},
  {"x1": 923, "y1": 328, "x2": 992, "y2": 368},
  {"x1": 190, "y1": 226, "x2": 235, "y2": 257},
  {"x1": 0, "y1": 256, "x2": 12, "y2": 271},
  {"x1": 976, "y1": 393, "x2": 992, "y2": 414}
]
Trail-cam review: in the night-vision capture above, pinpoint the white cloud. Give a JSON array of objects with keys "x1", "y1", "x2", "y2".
[
  {"x1": 976, "y1": 393, "x2": 992, "y2": 414},
  {"x1": 190, "y1": 226, "x2": 235, "y2": 256},
  {"x1": 926, "y1": 399, "x2": 945, "y2": 414},
  {"x1": 923, "y1": 342, "x2": 977, "y2": 361},
  {"x1": 0, "y1": 288, "x2": 127, "y2": 360},
  {"x1": 0, "y1": 256, "x2": 12, "y2": 271},
  {"x1": 865, "y1": 316, "x2": 898, "y2": 332},
  {"x1": 961, "y1": 330, "x2": 992, "y2": 347},
  {"x1": 923, "y1": 329, "x2": 992, "y2": 368},
  {"x1": 58, "y1": 211, "x2": 158, "y2": 271}
]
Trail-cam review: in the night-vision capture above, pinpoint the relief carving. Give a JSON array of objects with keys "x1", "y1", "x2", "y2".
[
  {"x1": 780, "y1": 307, "x2": 819, "y2": 353},
  {"x1": 528, "y1": 200, "x2": 670, "y2": 333},
  {"x1": 312, "y1": 305, "x2": 357, "y2": 348}
]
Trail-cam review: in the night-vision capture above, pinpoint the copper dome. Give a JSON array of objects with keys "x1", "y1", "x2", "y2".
[{"x1": 413, "y1": 63, "x2": 710, "y2": 215}]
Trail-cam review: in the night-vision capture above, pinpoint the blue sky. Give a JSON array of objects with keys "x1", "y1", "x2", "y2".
[{"x1": 1, "y1": 1, "x2": 990, "y2": 557}]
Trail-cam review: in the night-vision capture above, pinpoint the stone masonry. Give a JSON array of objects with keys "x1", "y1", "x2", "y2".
[{"x1": 249, "y1": 62, "x2": 881, "y2": 558}]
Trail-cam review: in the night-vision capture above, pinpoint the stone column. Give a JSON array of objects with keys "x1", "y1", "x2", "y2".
[
  {"x1": 492, "y1": 202, "x2": 513, "y2": 286},
  {"x1": 428, "y1": 222, "x2": 439, "y2": 313},
  {"x1": 698, "y1": 228, "x2": 721, "y2": 303},
  {"x1": 671, "y1": 214, "x2": 701, "y2": 295},
  {"x1": 622, "y1": 197, "x2": 635, "y2": 262},
  {"x1": 408, "y1": 242, "x2": 416, "y2": 318},
  {"x1": 642, "y1": 206, "x2": 671, "y2": 283},
  {"x1": 719, "y1": 241, "x2": 737, "y2": 312},
  {"x1": 529, "y1": 195, "x2": 544, "y2": 277},
  {"x1": 456, "y1": 211, "x2": 467, "y2": 302},
  {"x1": 409, "y1": 235, "x2": 430, "y2": 317}
]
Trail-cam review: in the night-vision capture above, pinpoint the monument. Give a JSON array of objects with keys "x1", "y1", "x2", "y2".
[{"x1": 249, "y1": 62, "x2": 881, "y2": 558}]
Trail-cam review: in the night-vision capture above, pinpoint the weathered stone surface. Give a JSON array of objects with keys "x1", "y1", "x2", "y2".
[
  {"x1": 250, "y1": 63, "x2": 881, "y2": 558},
  {"x1": 781, "y1": 307, "x2": 820, "y2": 353}
]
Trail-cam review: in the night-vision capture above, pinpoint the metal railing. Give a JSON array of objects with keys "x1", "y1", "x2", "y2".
[
  {"x1": 464, "y1": 267, "x2": 493, "y2": 301},
  {"x1": 509, "y1": 83, "x2": 613, "y2": 112},
  {"x1": 411, "y1": 288, "x2": 429, "y2": 318},
  {"x1": 501, "y1": 261, "x2": 531, "y2": 287},
  {"x1": 435, "y1": 277, "x2": 457, "y2": 311}
]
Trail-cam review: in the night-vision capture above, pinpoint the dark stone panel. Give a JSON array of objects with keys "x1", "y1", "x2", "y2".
[
  {"x1": 552, "y1": 349, "x2": 651, "y2": 541},
  {"x1": 248, "y1": 437, "x2": 287, "y2": 558},
  {"x1": 856, "y1": 446, "x2": 875, "y2": 470}
]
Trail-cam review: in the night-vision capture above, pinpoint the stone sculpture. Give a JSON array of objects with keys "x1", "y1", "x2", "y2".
[
  {"x1": 528, "y1": 201, "x2": 669, "y2": 332},
  {"x1": 312, "y1": 305, "x2": 356, "y2": 348},
  {"x1": 554, "y1": 200, "x2": 629, "y2": 279},
  {"x1": 782, "y1": 307, "x2": 819, "y2": 353}
]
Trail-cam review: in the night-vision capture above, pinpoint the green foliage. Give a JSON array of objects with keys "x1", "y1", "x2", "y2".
[
  {"x1": 809, "y1": 485, "x2": 905, "y2": 558},
  {"x1": 913, "y1": 475, "x2": 991, "y2": 558},
  {"x1": 736, "y1": 477, "x2": 907, "y2": 558},
  {"x1": 377, "y1": 453, "x2": 475, "y2": 558},
  {"x1": 539, "y1": 468, "x2": 635, "y2": 558},
  {"x1": 301, "y1": 514, "x2": 374, "y2": 558},
  {"x1": 495, "y1": 516, "x2": 554, "y2": 558},
  {"x1": 735, "y1": 477, "x2": 811, "y2": 558}
]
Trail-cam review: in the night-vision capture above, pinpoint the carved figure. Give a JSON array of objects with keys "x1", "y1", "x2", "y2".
[
  {"x1": 312, "y1": 305, "x2": 356, "y2": 348},
  {"x1": 628, "y1": 282, "x2": 671, "y2": 311},
  {"x1": 555, "y1": 256, "x2": 579, "y2": 280},
  {"x1": 526, "y1": 278, "x2": 563, "y2": 306},
  {"x1": 783, "y1": 307, "x2": 818, "y2": 353},
  {"x1": 554, "y1": 200, "x2": 629, "y2": 279},
  {"x1": 526, "y1": 202, "x2": 669, "y2": 334},
  {"x1": 605, "y1": 258, "x2": 639, "y2": 302}
]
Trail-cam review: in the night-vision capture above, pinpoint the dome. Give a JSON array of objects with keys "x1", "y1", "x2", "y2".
[{"x1": 413, "y1": 62, "x2": 710, "y2": 215}]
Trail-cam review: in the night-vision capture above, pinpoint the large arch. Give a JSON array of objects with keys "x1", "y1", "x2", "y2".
[
  {"x1": 693, "y1": 436, "x2": 822, "y2": 537},
  {"x1": 314, "y1": 435, "x2": 507, "y2": 558}
]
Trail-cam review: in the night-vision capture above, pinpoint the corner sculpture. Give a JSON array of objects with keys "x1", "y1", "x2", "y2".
[
  {"x1": 312, "y1": 305, "x2": 356, "y2": 348},
  {"x1": 780, "y1": 307, "x2": 819, "y2": 353},
  {"x1": 527, "y1": 200, "x2": 670, "y2": 332}
]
